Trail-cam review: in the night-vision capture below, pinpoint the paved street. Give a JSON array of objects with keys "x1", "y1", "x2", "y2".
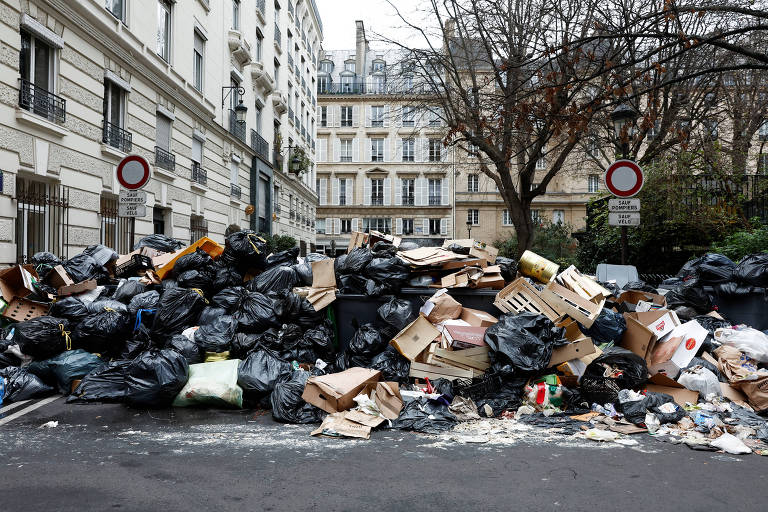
[{"x1": 1, "y1": 397, "x2": 765, "y2": 512}]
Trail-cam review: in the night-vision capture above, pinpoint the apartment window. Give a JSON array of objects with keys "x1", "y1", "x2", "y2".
[
  {"x1": 536, "y1": 156, "x2": 546, "y2": 170},
  {"x1": 340, "y1": 139, "x2": 353, "y2": 162},
  {"x1": 429, "y1": 218, "x2": 441, "y2": 235},
  {"x1": 320, "y1": 106, "x2": 327, "y2": 127},
  {"x1": 371, "y1": 138, "x2": 384, "y2": 162},
  {"x1": 344, "y1": 60, "x2": 355, "y2": 72},
  {"x1": 402, "y1": 106, "x2": 414, "y2": 127},
  {"x1": 232, "y1": 0, "x2": 240, "y2": 30},
  {"x1": 758, "y1": 154, "x2": 768, "y2": 174},
  {"x1": 401, "y1": 178, "x2": 415, "y2": 205},
  {"x1": 316, "y1": 218, "x2": 326, "y2": 234},
  {"x1": 372, "y1": 75, "x2": 385, "y2": 94},
  {"x1": 371, "y1": 178, "x2": 384, "y2": 205},
  {"x1": 531, "y1": 209, "x2": 542, "y2": 224},
  {"x1": 468, "y1": 143, "x2": 478, "y2": 157},
  {"x1": 318, "y1": 75, "x2": 329, "y2": 93},
  {"x1": 255, "y1": 29, "x2": 263, "y2": 61},
  {"x1": 16, "y1": 178, "x2": 70, "y2": 262},
  {"x1": 553, "y1": 210, "x2": 565, "y2": 224},
  {"x1": 157, "y1": 0, "x2": 172, "y2": 62},
  {"x1": 156, "y1": 112, "x2": 172, "y2": 151},
  {"x1": 341, "y1": 106, "x2": 353, "y2": 127},
  {"x1": 428, "y1": 178, "x2": 442, "y2": 205},
  {"x1": 467, "y1": 209, "x2": 479, "y2": 225},
  {"x1": 192, "y1": 31, "x2": 205, "y2": 91},
  {"x1": 103, "y1": 79, "x2": 128, "y2": 151},
  {"x1": 274, "y1": 59, "x2": 280, "y2": 84},
  {"x1": 502, "y1": 209, "x2": 512, "y2": 226},
  {"x1": 402, "y1": 139, "x2": 414, "y2": 162},
  {"x1": 339, "y1": 179, "x2": 348, "y2": 206},
  {"x1": 759, "y1": 120, "x2": 768, "y2": 139},
  {"x1": 364, "y1": 218, "x2": 391, "y2": 233},
  {"x1": 402, "y1": 218, "x2": 414, "y2": 235},
  {"x1": 467, "y1": 174, "x2": 479, "y2": 192},
  {"x1": 274, "y1": 2, "x2": 280, "y2": 22},
  {"x1": 403, "y1": 75, "x2": 414, "y2": 90},
  {"x1": 588, "y1": 174, "x2": 599, "y2": 193},
  {"x1": 705, "y1": 120, "x2": 718, "y2": 140},
  {"x1": 429, "y1": 139, "x2": 442, "y2": 161},
  {"x1": 106, "y1": 0, "x2": 126, "y2": 22},
  {"x1": 19, "y1": 31, "x2": 62, "y2": 123},
  {"x1": 230, "y1": 160, "x2": 239, "y2": 186},
  {"x1": 372, "y1": 60, "x2": 385, "y2": 72},
  {"x1": 429, "y1": 107, "x2": 442, "y2": 126},
  {"x1": 341, "y1": 219, "x2": 352, "y2": 233},
  {"x1": 190, "y1": 215, "x2": 208, "y2": 244},
  {"x1": 586, "y1": 137, "x2": 599, "y2": 157},
  {"x1": 255, "y1": 104, "x2": 262, "y2": 135},
  {"x1": 647, "y1": 121, "x2": 660, "y2": 139},
  {"x1": 320, "y1": 60, "x2": 333, "y2": 73},
  {"x1": 341, "y1": 75, "x2": 354, "y2": 93},
  {"x1": 371, "y1": 106, "x2": 384, "y2": 127}
]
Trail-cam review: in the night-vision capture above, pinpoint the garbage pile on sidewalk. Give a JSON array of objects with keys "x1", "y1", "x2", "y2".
[{"x1": 1, "y1": 229, "x2": 768, "y2": 453}]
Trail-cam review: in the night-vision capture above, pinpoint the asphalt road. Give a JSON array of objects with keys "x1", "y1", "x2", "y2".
[{"x1": 1, "y1": 397, "x2": 766, "y2": 512}]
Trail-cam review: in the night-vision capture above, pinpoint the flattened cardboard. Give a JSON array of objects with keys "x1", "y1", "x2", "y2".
[
  {"x1": 390, "y1": 315, "x2": 441, "y2": 361},
  {"x1": 344, "y1": 410, "x2": 387, "y2": 428},
  {"x1": 645, "y1": 373, "x2": 700, "y2": 406},
  {"x1": 443, "y1": 325, "x2": 488, "y2": 349},
  {"x1": 57, "y1": 279, "x2": 97, "y2": 297},
  {"x1": 469, "y1": 244, "x2": 498, "y2": 264},
  {"x1": 720, "y1": 382, "x2": 748, "y2": 403},
  {"x1": 311, "y1": 258, "x2": 336, "y2": 288},
  {"x1": 373, "y1": 382, "x2": 403, "y2": 420},
  {"x1": 420, "y1": 289, "x2": 462, "y2": 324},
  {"x1": 347, "y1": 231, "x2": 368, "y2": 252},
  {"x1": 460, "y1": 308, "x2": 498, "y2": 327},
  {"x1": 302, "y1": 367, "x2": 381, "y2": 414},
  {"x1": 409, "y1": 361, "x2": 474, "y2": 381},
  {"x1": 311, "y1": 412, "x2": 372, "y2": 439},
  {"x1": 548, "y1": 338, "x2": 596, "y2": 367},
  {"x1": 2, "y1": 297, "x2": 49, "y2": 322},
  {"x1": 48, "y1": 265, "x2": 74, "y2": 288},
  {"x1": 618, "y1": 290, "x2": 667, "y2": 308}
]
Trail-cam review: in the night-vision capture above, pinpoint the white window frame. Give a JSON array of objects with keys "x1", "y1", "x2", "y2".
[
  {"x1": 467, "y1": 209, "x2": 479, "y2": 225},
  {"x1": 402, "y1": 218, "x2": 414, "y2": 235},
  {"x1": 402, "y1": 106, "x2": 414, "y2": 126},
  {"x1": 371, "y1": 138, "x2": 384, "y2": 162},
  {"x1": 193, "y1": 30, "x2": 205, "y2": 92},
  {"x1": 106, "y1": 0, "x2": 127, "y2": 23},
  {"x1": 588, "y1": 174, "x2": 599, "y2": 193},
  {"x1": 502, "y1": 209, "x2": 512, "y2": 226},
  {"x1": 401, "y1": 178, "x2": 415, "y2": 205},
  {"x1": 428, "y1": 178, "x2": 442, "y2": 205},
  {"x1": 536, "y1": 155, "x2": 546, "y2": 170},
  {"x1": 157, "y1": 0, "x2": 172, "y2": 62},
  {"x1": 428, "y1": 139, "x2": 442, "y2": 161},
  {"x1": 402, "y1": 139, "x2": 414, "y2": 162},
  {"x1": 341, "y1": 106, "x2": 353, "y2": 126},
  {"x1": 232, "y1": 0, "x2": 240, "y2": 30},
  {"x1": 371, "y1": 105, "x2": 384, "y2": 127},
  {"x1": 371, "y1": 178, "x2": 384, "y2": 205},
  {"x1": 104, "y1": 79, "x2": 126, "y2": 129},
  {"x1": 467, "y1": 174, "x2": 479, "y2": 192},
  {"x1": 341, "y1": 218, "x2": 352, "y2": 233},
  {"x1": 340, "y1": 139, "x2": 353, "y2": 162},
  {"x1": 553, "y1": 209, "x2": 565, "y2": 224}
]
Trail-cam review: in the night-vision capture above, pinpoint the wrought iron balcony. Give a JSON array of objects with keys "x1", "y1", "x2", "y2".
[
  {"x1": 429, "y1": 195, "x2": 442, "y2": 206},
  {"x1": 288, "y1": 107, "x2": 295, "y2": 124},
  {"x1": 251, "y1": 129, "x2": 270, "y2": 161},
  {"x1": 103, "y1": 121, "x2": 132, "y2": 152},
  {"x1": 274, "y1": 23, "x2": 281, "y2": 46},
  {"x1": 288, "y1": 53, "x2": 294, "y2": 70},
  {"x1": 230, "y1": 183, "x2": 242, "y2": 199},
  {"x1": 18, "y1": 78, "x2": 66, "y2": 123},
  {"x1": 229, "y1": 109, "x2": 246, "y2": 142},
  {"x1": 155, "y1": 146, "x2": 175, "y2": 172},
  {"x1": 403, "y1": 197, "x2": 415, "y2": 206},
  {"x1": 317, "y1": 80, "x2": 433, "y2": 96},
  {"x1": 191, "y1": 162, "x2": 207, "y2": 186}
]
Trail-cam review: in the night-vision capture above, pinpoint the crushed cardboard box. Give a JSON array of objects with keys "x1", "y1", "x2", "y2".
[
  {"x1": 419, "y1": 288, "x2": 462, "y2": 324},
  {"x1": 390, "y1": 315, "x2": 441, "y2": 361},
  {"x1": 302, "y1": 367, "x2": 381, "y2": 414},
  {"x1": 305, "y1": 258, "x2": 336, "y2": 311}
]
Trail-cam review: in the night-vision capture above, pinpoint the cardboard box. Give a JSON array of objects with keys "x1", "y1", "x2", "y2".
[
  {"x1": 57, "y1": 279, "x2": 97, "y2": 297},
  {"x1": 469, "y1": 243, "x2": 498, "y2": 264},
  {"x1": 154, "y1": 237, "x2": 224, "y2": 279},
  {"x1": 618, "y1": 290, "x2": 667, "y2": 308},
  {"x1": 306, "y1": 259, "x2": 336, "y2": 311},
  {"x1": 645, "y1": 373, "x2": 699, "y2": 406},
  {"x1": 2, "y1": 297, "x2": 49, "y2": 321},
  {"x1": 390, "y1": 315, "x2": 441, "y2": 361},
  {"x1": 420, "y1": 289, "x2": 462, "y2": 323},
  {"x1": 548, "y1": 337, "x2": 596, "y2": 367},
  {"x1": 460, "y1": 308, "x2": 498, "y2": 327},
  {"x1": 302, "y1": 367, "x2": 381, "y2": 414},
  {"x1": 0, "y1": 265, "x2": 38, "y2": 304},
  {"x1": 443, "y1": 325, "x2": 487, "y2": 349},
  {"x1": 646, "y1": 311, "x2": 680, "y2": 341},
  {"x1": 619, "y1": 309, "x2": 676, "y2": 368},
  {"x1": 372, "y1": 382, "x2": 403, "y2": 420},
  {"x1": 47, "y1": 265, "x2": 74, "y2": 289},
  {"x1": 409, "y1": 361, "x2": 475, "y2": 381},
  {"x1": 648, "y1": 320, "x2": 708, "y2": 378},
  {"x1": 310, "y1": 412, "x2": 374, "y2": 439}
]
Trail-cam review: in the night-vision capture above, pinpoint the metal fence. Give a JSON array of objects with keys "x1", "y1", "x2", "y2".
[
  {"x1": 190, "y1": 216, "x2": 208, "y2": 244},
  {"x1": 100, "y1": 196, "x2": 135, "y2": 254},
  {"x1": 16, "y1": 178, "x2": 70, "y2": 263},
  {"x1": 18, "y1": 78, "x2": 66, "y2": 123}
]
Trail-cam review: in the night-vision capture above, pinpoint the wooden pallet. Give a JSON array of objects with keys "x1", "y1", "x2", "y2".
[
  {"x1": 556, "y1": 265, "x2": 611, "y2": 303},
  {"x1": 539, "y1": 281, "x2": 605, "y2": 328},
  {"x1": 494, "y1": 278, "x2": 561, "y2": 322}
]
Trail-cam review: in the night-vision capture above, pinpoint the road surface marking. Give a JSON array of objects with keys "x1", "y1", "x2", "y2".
[
  {"x1": 0, "y1": 400, "x2": 31, "y2": 414},
  {"x1": 0, "y1": 396, "x2": 62, "y2": 427}
]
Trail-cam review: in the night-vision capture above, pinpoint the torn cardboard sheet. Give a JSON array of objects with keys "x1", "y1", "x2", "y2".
[
  {"x1": 390, "y1": 315, "x2": 441, "y2": 361},
  {"x1": 305, "y1": 258, "x2": 337, "y2": 311},
  {"x1": 310, "y1": 412, "x2": 373, "y2": 439},
  {"x1": 420, "y1": 288, "x2": 462, "y2": 324},
  {"x1": 397, "y1": 247, "x2": 463, "y2": 267}
]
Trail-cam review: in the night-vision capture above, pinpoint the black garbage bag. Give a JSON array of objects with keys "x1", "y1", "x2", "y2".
[
  {"x1": 14, "y1": 316, "x2": 71, "y2": 360},
  {"x1": 714, "y1": 282, "x2": 764, "y2": 297},
  {"x1": 292, "y1": 253, "x2": 329, "y2": 286},
  {"x1": 371, "y1": 241, "x2": 398, "y2": 258},
  {"x1": 162, "y1": 279, "x2": 179, "y2": 292},
  {"x1": 364, "y1": 257, "x2": 410, "y2": 285},
  {"x1": 74, "y1": 308, "x2": 131, "y2": 354},
  {"x1": 248, "y1": 265, "x2": 300, "y2": 294},
  {"x1": 271, "y1": 370, "x2": 326, "y2": 424},
  {"x1": 446, "y1": 243, "x2": 471, "y2": 255},
  {"x1": 235, "y1": 291, "x2": 280, "y2": 332},
  {"x1": 194, "y1": 315, "x2": 237, "y2": 353},
  {"x1": 302, "y1": 322, "x2": 335, "y2": 356},
  {"x1": 376, "y1": 297, "x2": 416, "y2": 340},
  {"x1": 64, "y1": 254, "x2": 108, "y2": 283},
  {"x1": 166, "y1": 334, "x2": 203, "y2": 364},
  {"x1": 86, "y1": 300, "x2": 128, "y2": 314},
  {"x1": 31, "y1": 251, "x2": 61, "y2": 282},
  {"x1": 579, "y1": 309, "x2": 627, "y2": 346},
  {"x1": 212, "y1": 286, "x2": 250, "y2": 312},
  {"x1": 177, "y1": 268, "x2": 216, "y2": 293},
  {"x1": 338, "y1": 274, "x2": 385, "y2": 296},
  {"x1": 620, "y1": 391, "x2": 686, "y2": 425},
  {"x1": 238, "y1": 347, "x2": 292, "y2": 394},
  {"x1": 694, "y1": 315, "x2": 733, "y2": 354},
  {"x1": 0, "y1": 367, "x2": 55, "y2": 402},
  {"x1": 599, "y1": 281, "x2": 623, "y2": 298},
  {"x1": 735, "y1": 253, "x2": 768, "y2": 287},
  {"x1": 581, "y1": 347, "x2": 648, "y2": 405},
  {"x1": 198, "y1": 306, "x2": 227, "y2": 326},
  {"x1": 67, "y1": 360, "x2": 131, "y2": 403},
  {"x1": 49, "y1": 297, "x2": 90, "y2": 323},
  {"x1": 113, "y1": 280, "x2": 147, "y2": 303},
  {"x1": 624, "y1": 280, "x2": 656, "y2": 293},
  {"x1": 391, "y1": 397, "x2": 458, "y2": 433},
  {"x1": 484, "y1": 313, "x2": 564, "y2": 374},
  {"x1": 150, "y1": 288, "x2": 207, "y2": 341},
  {"x1": 82, "y1": 244, "x2": 118, "y2": 266},
  {"x1": 369, "y1": 346, "x2": 410, "y2": 384},
  {"x1": 120, "y1": 333, "x2": 151, "y2": 360},
  {"x1": 134, "y1": 234, "x2": 184, "y2": 253},
  {"x1": 174, "y1": 249, "x2": 213, "y2": 275},
  {"x1": 220, "y1": 230, "x2": 268, "y2": 270},
  {"x1": 337, "y1": 248, "x2": 373, "y2": 275},
  {"x1": 231, "y1": 333, "x2": 260, "y2": 360},
  {"x1": 347, "y1": 324, "x2": 387, "y2": 361},
  {"x1": 266, "y1": 247, "x2": 300, "y2": 269},
  {"x1": 265, "y1": 289, "x2": 300, "y2": 321},
  {"x1": 666, "y1": 278, "x2": 712, "y2": 313},
  {"x1": 677, "y1": 253, "x2": 736, "y2": 281},
  {"x1": 475, "y1": 379, "x2": 528, "y2": 417},
  {"x1": 211, "y1": 262, "x2": 244, "y2": 292},
  {"x1": 128, "y1": 290, "x2": 160, "y2": 316},
  {"x1": 294, "y1": 294, "x2": 326, "y2": 329},
  {"x1": 495, "y1": 257, "x2": 517, "y2": 282},
  {"x1": 27, "y1": 349, "x2": 103, "y2": 394},
  {"x1": 257, "y1": 324, "x2": 304, "y2": 353},
  {"x1": 333, "y1": 255, "x2": 348, "y2": 274},
  {"x1": 125, "y1": 349, "x2": 189, "y2": 407}
]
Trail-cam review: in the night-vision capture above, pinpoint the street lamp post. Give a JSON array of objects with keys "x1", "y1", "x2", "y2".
[
  {"x1": 610, "y1": 103, "x2": 639, "y2": 266},
  {"x1": 466, "y1": 220, "x2": 472, "y2": 239}
]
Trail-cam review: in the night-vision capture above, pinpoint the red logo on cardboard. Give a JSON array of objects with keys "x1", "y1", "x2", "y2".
[
  {"x1": 685, "y1": 338, "x2": 696, "y2": 350},
  {"x1": 655, "y1": 321, "x2": 665, "y2": 331}
]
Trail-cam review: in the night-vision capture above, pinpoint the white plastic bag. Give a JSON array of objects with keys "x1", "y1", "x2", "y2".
[
  {"x1": 173, "y1": 359, "x2": 243, "y2": 408},
  {"x1": 677, "y1": 366, "x2": 721, "y2": 397},
  {"x1": 715, "y1": 326, "x2": 768, "y2": 362},
  {"x1": 711, "y1": 432, "x2": 751, "y2": 454}
]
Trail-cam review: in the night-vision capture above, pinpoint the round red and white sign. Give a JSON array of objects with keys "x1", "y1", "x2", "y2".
[
  {"x1": 605, "y1": 159, "x2": 644, "y2": 198},
  {"x1": 116, "y1": 155, "x2": 150, "y2": 190}
]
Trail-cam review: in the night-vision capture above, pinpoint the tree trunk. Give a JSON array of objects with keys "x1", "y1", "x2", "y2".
[{"x1": 509, "y1": 203, "x2": 534, "y2": 259}]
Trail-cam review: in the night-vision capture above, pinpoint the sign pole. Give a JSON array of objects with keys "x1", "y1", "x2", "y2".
[{"x1": 621, "y1": 226, "x2": 627, "y2": 265}]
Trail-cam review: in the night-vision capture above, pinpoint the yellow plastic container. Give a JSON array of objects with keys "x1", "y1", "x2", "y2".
[
  {"x1": 155, "y1": 237, "x2": 224, "y2": 279},
  {"x1": 519, "y1": 250, "x2": 559, "y2": 284}
]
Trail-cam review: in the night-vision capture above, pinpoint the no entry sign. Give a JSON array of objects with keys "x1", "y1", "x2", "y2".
[
  {"x1": 605, "y1": 159, "x2": 644, "y2": 198},
  {"x1": 116, "y1": 155, "x2": 150, "y2": 190}
]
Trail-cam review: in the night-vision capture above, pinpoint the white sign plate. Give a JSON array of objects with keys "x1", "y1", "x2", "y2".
[
  {"x1": 119, "y1": 190, "x2": 147, "y2": 205},
  {"x1": 609, "y1": 212, "x2": 640, "y2": 226},
  {"x1": 119, "y1": 204, "x2": 147, "y2": 217},
  {"x1": 608, "y1": 198, "x2": 641, "y2": 212}
]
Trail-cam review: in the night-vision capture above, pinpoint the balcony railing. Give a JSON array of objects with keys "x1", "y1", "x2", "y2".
[
  {"x1": 274, "y1": 23, "x2": 281, "y2": 46},
  {"x1": 103, "y1": 121, "x2": 132, "y2": 152},
  {"x1": 288, "y1": 53, "x2": 294, "y2": 70},
  {"x1": 403, "y1": 197, "x2": 415, "y2": 206},
  {"x1": 18, "y1": 78, "x2": 66, "y2": 123},
  {"x1": 229, "y1": 109, "x2": 246, "y2": 142},
  {"x1": 256, "y1": 0, "x2": 265, "y2": 15},
  {"x1": 251, "y1": 129, "x2": 270, "y2": 161},
  {"x1": 191, "y1": 162, "x2": 207, "y2": 186},
  {"x1": 294, "y1": 63, "x2": 300, "y2": 77},
  {"x1": 231, "y1": 183, "x2": 242, "y2": 199},
  {"x1": 371, "y1": 197, "x2": 384, "y2": 206},
  {"x1": 317, "y1": 80, "x2": 433, "y2": 96},
  {"x1": 429, "y1": 195, "x2": 442, "y2": 206},
  {"x1": 288, "y1": 107, "x2": 295, "y2": 124},
  {"x1": 155, "y1": 146, "x2": 175, "y2": 172}
]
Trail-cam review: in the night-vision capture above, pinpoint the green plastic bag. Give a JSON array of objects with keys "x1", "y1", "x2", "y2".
[{"x1": 172, "y1": 359, "x2": 243, "y2": 408}]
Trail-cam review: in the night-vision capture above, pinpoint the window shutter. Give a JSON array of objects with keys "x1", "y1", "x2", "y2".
[
  {"x1": 396, "y1": 137, "x2": 403, "y2": 161},
  {"x1": 441, "y1": 178, "x2": 449, "y2": 206},
  {"x1": 325, "y1": 218, "x2": 332, "y2": 234},
  {"x1": 157, "y1": 114, "x2": 172, "y2": 151},
  {"x1": 397, "y1": 106, "x2": 403, "y2": 127},
  {"x1": 192, "y1": 138, "x2": 202, "y2": 163},
  {"x1": 414, "y1": 177, "x2": 423, "y2": 206},
  {"x1": 383, "y1": 138, "x2": 390, "y2": 163},
  {"x1": 333, "y1": 138, "x2": 341, "y2": 162},
  {"x1": 441, "y1": 142, "x2": 447, "y2": 161},
  {"x1": 384, "y1": 178, "x2": 391, "y2": 206},
  {"x1": 318, "y1": 138, "x2": 327, "y2": 162},
  {"x1": 364, "y1": 138, "x2": 371, "y2": 161},
  {"x1": 346, "y1": 178, "x2": 353, "y2": 204},
  {"x1": 335, "y1": 218, "x2": 342, "y2": 235},
  {"x1": 352, "y1": 105, "x2": 360, "y2": 127},
  {"x1": 335, "y1": 106, "x2": 342, "y2": 127},
  {"x1": 383, "y1": 105, "x2": 390, "y2": 127},
  {"x1": 352, "y1": 137, "x2": 360, "y2": 162},
  {"x1": 365, "y1": 106, "x2": 371, "y2": 127},
  {"x1": 440, "y1": 218, "x2": 448, "y2": 235},
  {"x1": 351, "y1": 218, "x2": 359, "y2": 231},
  {"x1": 332, "y1": 177, "x2": 340, "y2": 205},
  {"x1": 364, "y1": 178, "x2": 371, "y2": 206},
  {"x1": 395, "y1": 178, "x2": 402, "y2": 205},
  {"x1": 423, "y1": 218, "x2": 429, "y2": 234},
  {"x1": 396, "y1": 218, "x2": 403, "y2": 235},
  {"x1": 319, "y1": 178, "x2": 328, "y2": 205}
]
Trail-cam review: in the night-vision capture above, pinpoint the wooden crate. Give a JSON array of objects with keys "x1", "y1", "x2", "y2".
[
  {"x1": 540, "y1": 281, "x2": 605, "y2": 328},
  {"x1": 556, "y1": 265, "x2": 611, "y2": 303},
  {"x1": 409, "y1": 361, "x2": 475, "y2": 381},
  {"x1": 494, "y1": 278, "x2": 560, "y2": 322}
]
